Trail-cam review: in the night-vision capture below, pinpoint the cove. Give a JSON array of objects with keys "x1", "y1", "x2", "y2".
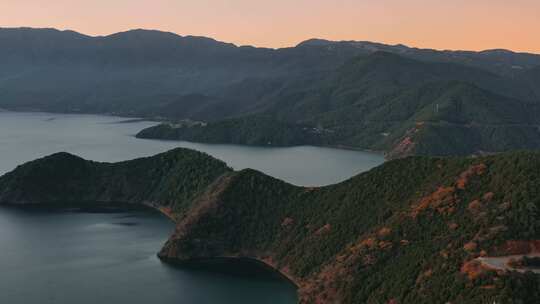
[
  {"x1": 0, "y1": 206, "x2": 298, "y2": 304},
  {"x1": 0, "y1": 111, "x2": 384, "y2": 303}
]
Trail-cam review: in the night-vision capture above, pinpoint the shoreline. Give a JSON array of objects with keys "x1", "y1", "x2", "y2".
[
  {"x1": 0, "y1": 202, "x2": 300, "y2": 300},
  {"x1": 1, "y1": 109, "x2": 387, "y2": 158},
  {"x1": 158, "y1": 256, "x2": 300, "y2": 290},
  {"x1": 136, "y1": 133, "x2": 387, "y2": 158}
]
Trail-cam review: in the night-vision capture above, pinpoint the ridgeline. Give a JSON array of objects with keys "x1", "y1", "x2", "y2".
[
  {"x1": 1, "y1": 148, "x2": 539, "y2": 303},
  {"x1": 2, "y1": 28, "x2": 540, "y2": 158}
]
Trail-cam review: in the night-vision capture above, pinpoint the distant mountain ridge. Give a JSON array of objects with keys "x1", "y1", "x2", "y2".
[
  {"x1": 0, "y1": 27, "x2": 366, "y2": 113},
  {"x1": 296, "y1": 37, "x2": 540, "y2": 76},
  {"x1": 1, "y1": 27, "x2": 538, "y2": 108},
  {"x1": 138, "y1": 51, "x2": 540, "y2": 158},
  {"x1": 2, "y1": 27, "x2": 539, "y2": 73},
  {"x1": 1, "y1": 27, "x2": 540, "y2": 157}
]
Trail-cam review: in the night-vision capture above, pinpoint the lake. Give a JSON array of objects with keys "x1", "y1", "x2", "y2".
[
  {"x1": 0, "y1": 207, "x2": 298, "y2": 304},
  {"x1": 0, "y1": 111, "x2": 385, "y2": 304},
  {"x1": 0, "y1": 111, "x2": 384, "y2": 186}
]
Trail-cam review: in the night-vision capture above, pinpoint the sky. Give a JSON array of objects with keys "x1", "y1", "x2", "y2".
[{"x1": 1, "y1": 0, "x2": 539, "y2": 53}]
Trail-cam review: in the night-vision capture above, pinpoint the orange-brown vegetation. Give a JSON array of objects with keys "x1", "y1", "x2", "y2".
[
  {"x1": 411, "y1": 186, "x2": 456, "y2": 218},
  {"x1": 448, "y1": 222, "x2": 459, "y2": 230},
  {"x1": 456, "y1": 163, "x2": 487, "y2": 190},
  {"x1": 379, "y1": 241, "x2": 393, "y2": 250},
  {"x1": 482, "y1": 192, "x2": 494, "y2": 201},
  {"x1": 400, "y1": 239, "x2": 410, "y2": 246},
  {"x1": 392, "y1": 135, "x2": 415, "y2": 156},
  {"x1": 347, "y1": 237, "x2": 377, "y2": 255},
  {"x1": 440, "y1": 250, "x2": 450, "y2": 259},
  {"x1": 158, "y1": 206, "x2": 175, "y2": 220},
  {"x1": 468, "y1": 200, "x2": 483, "y2": 214},
  {"x1": 480, "y1": 285, "x2": 497, "y2": 290},
  {"x1": 411, "y1": 162, "x2": 489, "y2": 219},
  {"x1": 378, "y1": 227, "x2": 392, "y2": 238},
  {"x1": 358, "y1": 237, "x2": 378, "y2": 250},
  {"x1": 461, "y1": 260, "x2": 491, "y2": 280},
  {"x1": 315, "y1": 224, "x2": 332, "y2": 236},
  {"x1": 416, "y1": 269, "x2": 433, "y2": 284},
  {"x1": 464, "y1": 242, "x2": 478, "y2": 252}
]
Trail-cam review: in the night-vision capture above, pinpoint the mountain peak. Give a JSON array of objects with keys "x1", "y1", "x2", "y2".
[
  {"x1": 480, "y1": 49, "x2": 516, "y2": 55},
  {"x1": 104, "y1": 28, "x2": 180, "y2": 37},
  {"x1": 296, "y1": 38, "x2": 335, "y2": 47},
  {"x1": 0, "y1": 27, "x2": 90, "y2": 39},
  {"x1": 100, "y1": 29, "x2": 236, "y2": 48}
]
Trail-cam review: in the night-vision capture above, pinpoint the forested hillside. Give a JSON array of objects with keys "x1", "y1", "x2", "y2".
[
  {"x1": 0, "y1": 148, "x2": 231, "y2": 219},
  {"x1": 1, "y1": 148, "x2": 539, "y2": 303},
  {"x1": 159, "y1": 151, "x2": 540, "y2": 303},
  {"x1": 138, "y1": 52, "x2": 540, "y2": 158}
]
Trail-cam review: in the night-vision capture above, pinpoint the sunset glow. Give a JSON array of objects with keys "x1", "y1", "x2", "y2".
[{"x1": 1, "y1": 0, "x2": 539, "y2": 53}]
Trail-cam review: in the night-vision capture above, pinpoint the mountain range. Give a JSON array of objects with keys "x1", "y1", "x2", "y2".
[
  {"x1": 1, "y1": 148, "x2": 539, "y2": 303},
  {"x1": 1, "y1": 27, "x2": 540, "y2": 157}
]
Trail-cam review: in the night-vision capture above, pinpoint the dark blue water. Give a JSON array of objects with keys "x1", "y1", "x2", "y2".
[{"x1": 0, "y1": 207, "x2": 298, "y2": 304}]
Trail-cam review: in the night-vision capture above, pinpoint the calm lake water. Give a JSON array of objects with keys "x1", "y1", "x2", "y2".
[
  {"x1": 0, "y1": 111, "x2": 384, "y2": 186},
  {"x1": 0, "y1": 111, "x2": 384, "y2": 304},
  {"x1": 0, "y1": 207, "x2": 298, "y2": 304}
]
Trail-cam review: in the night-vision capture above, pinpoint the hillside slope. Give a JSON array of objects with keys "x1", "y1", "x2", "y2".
[
  {"x1": 519, "y1": 66, "x2": 540, "y2": 99},
  {"x1": 136, "y1": 115, "x2": 323, "y2": 146},
  {"x1": 1, "y1": 149, "x2": 539, "y2": 303},
  {"x1": 0, "y1": 148, "x2": 231, "y2": 219},
  {"x1": 159, "y1": 152, "x2": 540, "y2": 303},
  {"x1": 138, "y1": 53, "x2": 540, "y2": 158}
]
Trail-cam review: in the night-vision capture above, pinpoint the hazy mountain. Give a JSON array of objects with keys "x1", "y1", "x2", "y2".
[
  {"x1": 0, "y1": 27, "x2": 365, "y2": 113},
  {"x1": 138, "y1": 52, "x2": 540, "y2": 157},
  {"x1": 1, "y1": 27, "x2": 539, "y2": 115},
  {"x1": 2, "y1": 27, "x2": 540, "y2": 157},
  {"x1": 298, "y1": 38, "x2": 540, "y2": 76},
  {"x1": 519, "y1": 66, "x2": 540, "y2": 98}
]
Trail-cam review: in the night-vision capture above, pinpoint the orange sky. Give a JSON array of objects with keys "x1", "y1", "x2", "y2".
[{"x1": 1, "y1": 0, "x2": 539, "y2": 53}]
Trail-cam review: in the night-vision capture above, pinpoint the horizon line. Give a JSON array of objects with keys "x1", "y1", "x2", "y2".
[{"x1": 2, "y1": 26, "x2": 539, "y2": 56}]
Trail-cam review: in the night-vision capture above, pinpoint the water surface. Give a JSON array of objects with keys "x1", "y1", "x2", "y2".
[
  {"x1": 0, "y1": 111, "x2": 384, "y2": 186},
  {"x1": 0, "y1": 207, "x2": 297, "y2": 304}
]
